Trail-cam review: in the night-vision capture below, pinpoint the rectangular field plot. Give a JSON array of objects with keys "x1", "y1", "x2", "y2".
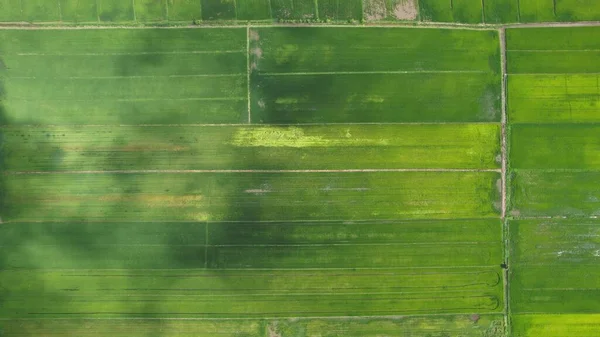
[
  {"x1": 556, "y1": 0, "x2": 600, "y2": 21},
  {"x1": 59, "y1": 0, "x2": 99, "y2": 22},
  {"x1": 0, "y1": 28, "x2": 248, "y2": 124},
  {"x1": 271, "y1": 0, "x2": 316, "y2": 19},
  {"x1": 166, "y1": 0, "x2": 202, "y2": 21},
  {"x1": 507, "y1": 74, "x2": 600, "y2": 123},
  {"x1": 510, "y1": 170, "x2": 600, "y2": 217},
  {"x1": 0, "y1": 267, "x2": 502, "y2": 317},
  {"x1": 419, "y1": 0, "x2": 483, "y2": 23},
  {"x1": 0, "y1": 124, "x2": 501, "y2": 171},
  {"x1": 236, "y1": 0, "x2": 271, "y2": 20},
  {"x1": 507, "y1": 27, "x2": 600, "y2": 74},
  {"x1": 483, "y1": 0, "x2": 519, "y2": 23},
  {"x1": 518, "y1": 0, "x2": 555, "y2": 22},
  {"x1": 0, "y1": 315, "x2": 505, "y2": 337},
  {"x1": 1, "y1": 171, "x2": 501, "y2": 222},
  {"x1": 98, "y1": 0, "x2": 134, "y2": 21},
  {"x1": 318, "y1": 0, "x2": 363, "y2": 21},
  {"x1": 510, "y1": 219, "x2": 600, "y2": 315},
  {"x1": 21, "y1": 0, "x2": 60, "y2": 22},
  {"x1": 251, "y1": 27, "x2": 500, "y2": 123},
  {"x1": 201, "y1": 0, "x2": 236, "y2": 20},
  {"x1": 134, "y1": 0, "x2": 167, "y2": 21},
  {"x1": 510, "y1": 124, "x2": 600, "y2": 169},
  {"x1": 0, "y1": 0, "x2": 22, "y2": 22},
  {"x1": 513, "y1": 314, "x2": 600, "y2": 337}
]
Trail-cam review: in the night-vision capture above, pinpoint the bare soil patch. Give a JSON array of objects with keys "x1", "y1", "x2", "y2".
[
  {"x1": 364, "y1": 0, "x2": 387, "y2": 21},
  {"x1": 394, "y1": 0, "x2": 418, "y2": 20}
]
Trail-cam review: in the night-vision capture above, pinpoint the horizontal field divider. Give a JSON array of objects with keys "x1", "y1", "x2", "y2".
[
  {"x1": 7, "y1": 97, "x2": 246, "y2": 102},
  {"x1": 0, "y1": 266, "x2": 501, "y2": 271},
  {"x1": 507, "y1": 49, "x2": 600, "y2": 52},
  {"x1": 13, "y1": 50, "x2": 246, "y2": 56},
  {"x1": 3, "y1": 168, "x2": 503, "y2": 175},
  {"x1": 0, "y1": 242, "x2": 498, "y2": 247},
  {"x1": 258, "y1": 70, "x2": 488, "y2": 76},
  {"x1": 0, "y1": 312, "x2": 506, "y2": 320},
  {"x1": 7, "y1": 74, "x2": 246, "y2": 79},
  {"x1": 0, "y1": 122, "x2": 503, "y2": 127}
]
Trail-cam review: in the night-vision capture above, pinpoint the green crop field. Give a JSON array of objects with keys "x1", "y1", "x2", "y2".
[
  {"x1": 0, "y1": 26, "x2": 506, "y2": 336},
  {"x1": 507, "y1": 26, "x2": 600, "y2": 337}
]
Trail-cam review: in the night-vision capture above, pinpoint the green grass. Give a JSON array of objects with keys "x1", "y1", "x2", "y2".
[
  {"x1": 419, "y1": 0, "x2": 483, "y2": 23},
  {"x1": 59, "y1": 0, "x2": 99, "y2": 22},
  {"x1": 508, "y1": 51, "x2": 600, "y2": 74},
  {"x1": 518, "y1": 0, "x2": 555, "y2": 22},
  {"x1": 0, "y1": 0, "x2": 22, "y2": 22},
  {"x1": 513, "y1": 314, "x2": 600, "y2": 337},
  {"x1": 21, "y1": 0, "x2": 60, "y2": 22},
  {"x1": 134, "y1": 0, "x2": 167, "y2": 21},
  {"x1": 0, "y1": 124, "x2": 501, "y2": 171},
  {"x1": 507, "y1": 74, "x2": 600, "y2": 123},
  {"x1": 98, "y1": 0, "x2": 134, "y2": 21},
  {"x1": 2, "y1": 171, "x2": 501, "y2": 222},
  {"x1": 271, "y1": 0, "x2": 316, "y2": 19},
  {"x1": 318, "y1": 0, "x2": 363, "y2": 20},
  {"x1": 200, "y1": 0, "x2": 236, "y2": 20},
  {"x1": 556, "y1": 0, "x2": 600, "y2": 21},
  {"x1": 483, "y1": 0, "x2": 519, "y2": 23},
  {"x1": 510, "y1": 124, "x2": 600, "y2": 169},
  {"x1": 166, "y1": 0, "x2": 202, "y2": 21},
  {"x1": 510, "y1": 170, "x2": 600, "y2": 217},
  {"x1": 236, "y1": 0, "x2": 271, "y2": 20}
]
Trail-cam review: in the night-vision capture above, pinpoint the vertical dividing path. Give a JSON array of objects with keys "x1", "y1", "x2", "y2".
[
  {"x1": 246, "y1": 25, "x2": 252, "y2": 124},
  {"x1": 499, "y1": 27, "x2": 511, "y2": 336}
]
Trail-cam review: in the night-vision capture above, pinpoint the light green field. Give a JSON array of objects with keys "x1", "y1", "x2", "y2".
[
  {"x1": 510, "y1": 170, "x2": 600, "y2": 217},
  {"x1": 135, "y1": 0, "x2": 167, "y2": 21},
  {"x1": 507, "y1": 27, "x2": 600, "y2": 51},
  {"x1": 0, "y1": 28, "x2": 248, "y2": 124},
  {"x1": 22, "y1": 0, "x2": 61, "y2": 22},
  {"x1": 251, "y1": 27, "x2": 500, "y2": 123},
  {"x1": 556, "y1": 0, "x2": 600, "y2": 21},
  {"x1": 2, "y1": 171, "x2": 501, "y2": 222},
  {"x1": 513, "y1": 314, "x2": 600, "y2": 337},
  {"x1": 510, "y1": 124, "x2": 600, "y2": 169},
  {"x1": 419, "y1": 0, "x2": 483, "y2": 23},
  {"x1": 236, "y1": 0, "x2": 271, "y2": 20},
  {"x1": 0, "y1": 0, "x2": 22, "y2": 22},
  {"x1": 517, "y1": 0, "x2": 555, "y2": 22},
  {"x1": 0, "y1": 315, "x2": 505, "y2": 336},
  {"x1": 59, "y1": 0, "x2": 99, "y2": 22},
  {"x1": 98, "y1": 0, "x2": 134, "y2": 21},
  {"x1": 166, "y1": 0, "x2": 202, "y2": 21},
  {"x1": 507, "y1": 74, "x2": 600, "y2": 123},
  {"x1": 484, "y1": 0, "x2": 519, "y2": 23},
  {"x1": 0, "y1": 124, "x2": 501, "y2": 171}
]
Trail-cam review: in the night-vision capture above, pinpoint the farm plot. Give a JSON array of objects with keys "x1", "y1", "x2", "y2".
[
  {"x1": 517, "y1": 0, "x2": 555, "y2": 22},
  {"x1": 507, "y1": 26, "x2": 600, "y2": 336},
  {"x1": 0, "y1": 28, "x2": 248, "y2": 124},
  {"x1": 418, "y1": 0, "x2": 483, "y2": 23},
  {"x1": 0, "y1": 316, "x2": 505, "y2": 337},
  {"x1": 250, "y1": 27, "x2": 501, "y2": 123},
  {"x1": 0, "y1": 219, "x2": 503, "y2": 316},
  {"x1": 59, "y1": 0, "x2": 99, "y2": 22},
  {"x1": 509, "y1": 219, "x2": 600, "y2": 336},
  {"x1": 1, "y1": 171, "x2": 501, "y2": 222},
  {"x1": 0, "y1": 26, "x2": 504, "y2": 336},
  {"x1": 0, "y1": 124, "x2": 501, "y2": 171},
  {"x1": 555, "y1": 0, "x2": 600, "y2": 21}
]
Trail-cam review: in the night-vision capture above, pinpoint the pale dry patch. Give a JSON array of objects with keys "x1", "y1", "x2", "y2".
[
  {"x1": 393, "y1": 0, "x2": 418, "y2": 20},
  {"x1": 268, "y1": 323, "x2": 282, "y2": 337},
  {"x1": 251, "y1": 47, "x2": 263, "y2": 59},
  {"x1": 249, "y1": 29, "x2": 259, "y2": 41},
  {"x1": 257, "y1": 99, "x2": 266, "y2": 108},
  {"x1": 98, "y1": 194, "x2": 204, "y2": 207},
  {"x1": 61, "y1": 145, "x2": 189, "y2": 152},
  {"x1": 363, "y1": 0, "x2": 387, "y2": 21}
]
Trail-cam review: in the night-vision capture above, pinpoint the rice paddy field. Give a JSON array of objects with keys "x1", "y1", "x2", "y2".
[
  {"x1": 0, "y1": 26, "x2": 508, "y2": 336},
  {"x1": 507, "y1": 26, "x2": 600, "y2": 337},
  {"x1": 0, "y1": 15, "x2": 599, "y2": 337},
  {"x1": 0, "y1": 0, "x2": 599, "y2": 23}
]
